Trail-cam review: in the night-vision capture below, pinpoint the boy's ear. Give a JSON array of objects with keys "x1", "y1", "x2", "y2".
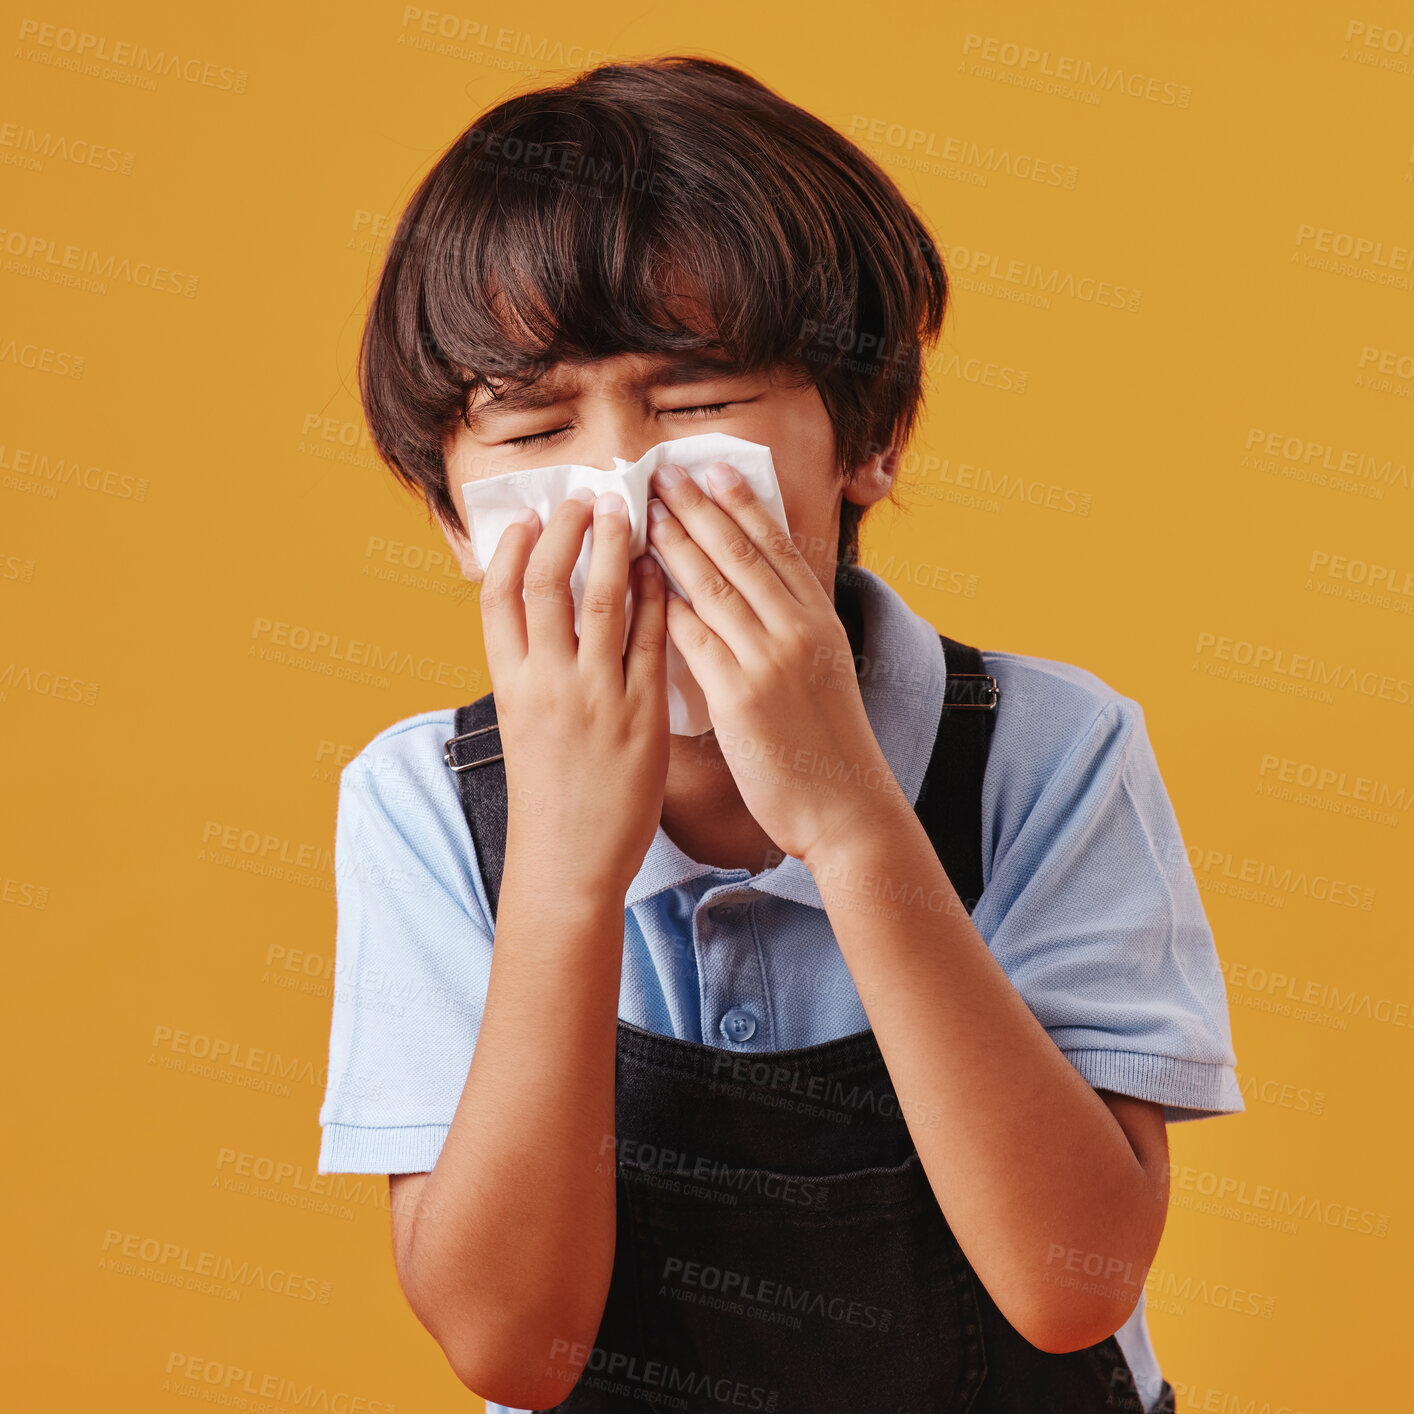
[
  {"x1": 842, "y1": 440, "x2": 902, "y2": 508},
  {"x1": 440, "y1": 518, "x2": 484, "y2": 583}
]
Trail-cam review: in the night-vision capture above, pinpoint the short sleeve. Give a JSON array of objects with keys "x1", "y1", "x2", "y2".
[
  {"x1": 972, "y1": 695, "x2": 1243, "y2": 1123},
  {"x1": 317, "y1": 724, "x2": 495, "y2": 1173}
]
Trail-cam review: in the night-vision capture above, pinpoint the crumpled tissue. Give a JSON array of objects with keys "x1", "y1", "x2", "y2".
[{"x1": 458, "y1": 432, "x2": 790, "y2": 737}]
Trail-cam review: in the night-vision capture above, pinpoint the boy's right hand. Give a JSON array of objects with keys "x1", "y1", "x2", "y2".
[{"x1": 477, "y1": 487, "x2": 670, "y2": 900}]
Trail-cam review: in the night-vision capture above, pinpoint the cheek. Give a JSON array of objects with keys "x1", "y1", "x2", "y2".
[
  {"x1": 760, "y1": 399, "x2": 839, "y2": 511},
  {"x1": 785, "y1": 493, "x2": 837, "y2": 565},
  {"x1": 734, "y1": 444, "x2": 835, "y2": 559},
  {"x1": 774, "y1": 445, "x2": 840, "y2": 535},
  {"x1": 437, "y1": 488, "x2": 483, "y2": 583},
  {"x1": 457, "y1": 535, "x2": 485, "y2": 582}
]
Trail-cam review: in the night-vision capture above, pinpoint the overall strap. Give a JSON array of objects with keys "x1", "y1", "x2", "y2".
[
  {"x1": 445, "y1": 634, "x2": 1000, "y2": 923},
  {"x1": 917, "y1": 634, "x2": 1001, "y2": 915},
  {"x1": 444, "y1": 694, "x2": 509, "y2": 921}
]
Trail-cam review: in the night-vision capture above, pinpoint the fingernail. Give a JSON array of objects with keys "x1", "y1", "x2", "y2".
[
  {"x1": 595, "y1": 491, "x2": 626, "y2": 518},
  {"x1": 567, "y1": 485, "x2": 596, "y2": 504},
  {"x1": 705, "y1": 462, "x2": 740, "y2": 490},
  {"x1": 511, "y1": 507, "x2": 538, "y2": 526},
  {"x1": 648, "y1": 500, "x2": 670, "y2": 523},
  {"x1": 653, "y1": 462, "x2": 684, "y2": 488}
]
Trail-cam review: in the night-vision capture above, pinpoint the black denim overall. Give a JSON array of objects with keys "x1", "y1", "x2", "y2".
[{"x1": 444, "y1": 597, "x2": 1174, "y2": 1414}]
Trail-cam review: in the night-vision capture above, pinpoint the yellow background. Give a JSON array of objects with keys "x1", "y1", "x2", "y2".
[{"x1": 5, "y1": 2, "x2": 1411, "y2": 1409}]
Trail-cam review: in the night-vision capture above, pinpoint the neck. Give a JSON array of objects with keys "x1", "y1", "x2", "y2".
[{"x1": 658, "y1": 562, "x2": 865, "y2": 873}]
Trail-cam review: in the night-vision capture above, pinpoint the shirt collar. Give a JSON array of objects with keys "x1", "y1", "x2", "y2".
[{"x1": 624, "y1": 564, "x2": 948, "y2": 911}]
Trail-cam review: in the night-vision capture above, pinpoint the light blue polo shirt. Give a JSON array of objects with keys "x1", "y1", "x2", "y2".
[{"x1": 317, "y1": 563, "x2": 1241, "y2": 1414}]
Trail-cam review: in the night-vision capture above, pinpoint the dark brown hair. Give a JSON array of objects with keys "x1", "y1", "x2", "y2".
[{"x1": 359, "y1": 55, "x2": 947, "y2": 568}]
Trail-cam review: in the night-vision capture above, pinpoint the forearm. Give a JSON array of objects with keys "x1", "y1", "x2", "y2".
[
  {"x1": 803, "y1": 796, "x2": 1166, "y2": 1351},
  {"x1": 404, "y1": 845, "x2": 624, "y2": 1401}
]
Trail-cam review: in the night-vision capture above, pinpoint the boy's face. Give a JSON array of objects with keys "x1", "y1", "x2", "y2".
[{"x1": 439, "y1": 350, "x2": 895, "y2": 598}]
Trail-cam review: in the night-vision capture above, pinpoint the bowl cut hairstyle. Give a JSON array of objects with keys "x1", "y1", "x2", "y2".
[{"x1": 359, "y1": 54, "x2": 948, "y2": 569}]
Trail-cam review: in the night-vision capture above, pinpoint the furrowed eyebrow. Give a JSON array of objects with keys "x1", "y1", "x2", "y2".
[
  {"x1": 463, "y1": 380, "x2": 571, "y2": 427},
  {"x1": 462, "y1": 354, "x2": 751, "y2": 434},
  {"x1": 637, "y1": 354, "x2": 749, "y2": 390}
]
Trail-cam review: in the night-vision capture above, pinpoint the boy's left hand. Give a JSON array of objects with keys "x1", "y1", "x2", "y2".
[{"x1": 646, "y1": 459, "x2": 905, "y2": 867}]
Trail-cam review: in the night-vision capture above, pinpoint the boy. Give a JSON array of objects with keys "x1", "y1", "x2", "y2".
[{"x1": 319, "y1": 55, "x2": 1242, "y2": 1414}]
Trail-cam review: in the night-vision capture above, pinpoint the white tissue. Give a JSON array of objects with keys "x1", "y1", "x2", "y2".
[{"x1": 459, "y1": 432, "x2": 791, "y2": 737}]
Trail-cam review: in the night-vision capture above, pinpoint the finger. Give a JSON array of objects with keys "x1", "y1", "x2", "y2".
[
  {"x1": 623, "y1": 554, "x2": 668, "y2": 712},
  {"x1": 651, "y1": 462, "x2": 820, "y2": 627},
  {"x1": 524, "y1": 488, "x2": 597, "y2": 656},
  {"x1": 646, "y1": 491, "x2": 761, "y2": 660},
  {"x1": 478, "y1": 508, "x2": 541, "y2": 669},
  {"x1": 660, "y1": 581, "x2": 737, "y2": 707},
  {"x1": 577, "y1": 490, "x2": 632, "y2": 676}
]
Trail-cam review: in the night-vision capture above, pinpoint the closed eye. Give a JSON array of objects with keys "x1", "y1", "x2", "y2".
[{"x1": 500, "y1": 403, "x2": 737, "y2": 450}]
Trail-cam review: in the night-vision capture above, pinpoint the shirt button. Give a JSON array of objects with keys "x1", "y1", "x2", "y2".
[
  {"x1": 707, "y1": 904, "x2": 752, "y2": 927},
  {"x1": 720, "y1": 1007, "x2": 758, "y2": 1043}
]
